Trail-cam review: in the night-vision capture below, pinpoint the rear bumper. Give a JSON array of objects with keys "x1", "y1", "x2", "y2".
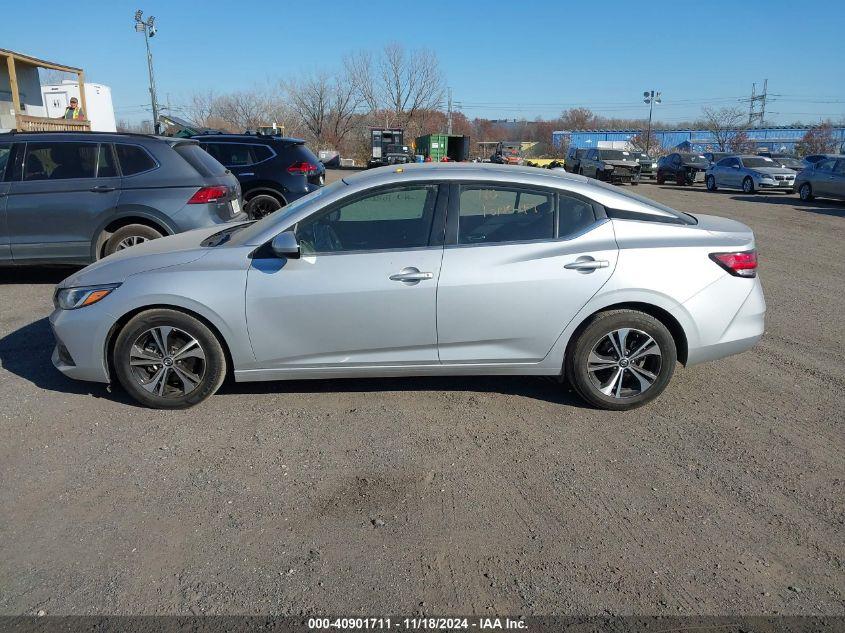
[{"x1": 684, "y1": 275, "x2": 766, "y2": 366}]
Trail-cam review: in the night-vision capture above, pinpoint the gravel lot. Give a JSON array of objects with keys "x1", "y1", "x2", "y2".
[{"x1": 0, "y1": 174, "x2": 843, "y2": 617}]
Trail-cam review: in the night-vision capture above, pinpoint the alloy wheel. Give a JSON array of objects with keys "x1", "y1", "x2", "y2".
[
  {"x1": 116, "y1": 235, "x2": 148, "y2": 250},
  {"x1": 586, "y1": 328, "x2": 662, "y2": 399},
  {"x1": 128, "y1": 326, "x2": 207, "y2": 398}
]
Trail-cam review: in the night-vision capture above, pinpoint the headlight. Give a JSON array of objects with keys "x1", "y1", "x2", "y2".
[
  {"x1": 652, "y1": 162, "x2": 658, "y2": 168},
  {"x1": 604, "y1": 164, "x2": 615, "y2": 171},
  {"x1": 54, "y1": 284, "x2": 120, "y2": 310}
]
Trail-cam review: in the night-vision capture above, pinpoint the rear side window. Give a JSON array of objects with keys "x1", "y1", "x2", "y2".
[
  {"x1": 116, "y1": 144, "x2": 157, "y2": 175},
  {"x1": 0, "y1": 143, "x2": 11, "y2": 180},
  {"x1": 203, "y1": 143, "x2": 274, "y2": 166},
  {"x1": 175, "y1": 143, "x2": 227, "y2": 177},
  {"x1": 458, "y1": 186, "x2": 554, "y2": 245},
  {"x1": 558, "y1": 194, "x2": 597, "y2": 238},
  {"x1": 22, "y1": 142, "x2": 103, "y2": 180}
]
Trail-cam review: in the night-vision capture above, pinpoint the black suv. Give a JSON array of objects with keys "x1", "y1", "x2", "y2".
[{"x1": 193, "y1": 134, "x2": 325, "y2": 218}]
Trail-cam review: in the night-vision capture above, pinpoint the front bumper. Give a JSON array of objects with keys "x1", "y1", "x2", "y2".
[
  {"x1": 50, "y1": 304, "x2": 115, "y2": 384},
  {"x1": 757, "y1": 178, "x2": 795, "y2": 190}
]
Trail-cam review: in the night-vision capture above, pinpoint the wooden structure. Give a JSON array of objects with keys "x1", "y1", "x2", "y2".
[{"x1": 0, "y1": 48, "x2": 90, "y2": 132}]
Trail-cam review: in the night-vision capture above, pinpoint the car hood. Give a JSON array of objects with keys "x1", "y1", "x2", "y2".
[
  {"x1": 58, "y1": 226, "x2": 224, "y2": 288},
  {"x1": 753, "y1": 167, "x2": 796, "y2": 176},
  {"x1": 604, "y1": 159, "x2": 640, "y2": 168}
]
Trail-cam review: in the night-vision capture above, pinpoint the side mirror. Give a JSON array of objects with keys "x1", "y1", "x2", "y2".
[{"x1": 270, "y1": 231, "x2": 300, "y2": 259}]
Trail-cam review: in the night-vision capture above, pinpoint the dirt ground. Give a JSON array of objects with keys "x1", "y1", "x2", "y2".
[{"x1": 0, "y1": 173, "x2": 843, "y2": 617}]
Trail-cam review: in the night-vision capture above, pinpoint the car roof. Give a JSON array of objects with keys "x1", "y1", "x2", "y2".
[
  {"x1": 192, "y1": 133, "x2": 305, "y2": 144},
  {"x1": 0, "y1": 131, "x2": 195, "y2": 146}
]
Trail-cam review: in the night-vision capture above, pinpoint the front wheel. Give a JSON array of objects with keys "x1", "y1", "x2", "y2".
[
  {"x1": 742, "y1": 177, "x2": 755, "y2": 194},
  {"x1": 113, "y1": 309, "x2": 227, "y2": 409},
  {"x1": 799, "y1": 183, "x2": 814, "y2": 201},
  {"x1": 675, "y1": 171, "x2": 686, "y2": 186},
  {"x1": 706, "y1": 175, "x2": 718, "y2": 191},
  {"x1": 565, "y1": 310, "x2": 677, "y2": 411},
  {"x1": 656, "y1": 173, "x2": 665, "y2": 185}
]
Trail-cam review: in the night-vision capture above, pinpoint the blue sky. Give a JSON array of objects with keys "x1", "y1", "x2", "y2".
[{"x1": 2, "y1": 0, "x2": 844, "y2": 126}]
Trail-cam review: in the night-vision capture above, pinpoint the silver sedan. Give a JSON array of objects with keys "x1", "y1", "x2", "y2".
[
  {"x1": 50, "y1": 164, "x2": 765, "y2": 410},
  {"x1": 705, "y1": 155, "x2": 796, "y2": 193}
]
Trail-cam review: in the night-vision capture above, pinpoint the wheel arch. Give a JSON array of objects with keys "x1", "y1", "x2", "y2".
[
  {"x1": 104, "y1": 303, "x2": 236, "y2": 384},
  {"x1": 242, "y1": 183, "x2": 287, "y2": 205},
  {"x1": 92, "y1": 209, "x2": 176, "y2": 260},
  {"x1": 561, "y1": 300, "x2": 690, "y2": 368}
]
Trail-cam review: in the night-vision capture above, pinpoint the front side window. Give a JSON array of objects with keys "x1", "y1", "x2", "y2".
[
  {"x1": 834, "y1": 160, "x2": 845, "y2": 175},
  {"x1": 816, "y1": 159, "x2": 836, "y2": 171},
  {"x1": 458, "y1": 186, "x2": 554, "y2": 245},
  {"x1": 23, "y1": 142, "x2": 99, "y2": 181},
  {"x1": 296, "y1": 185, "x2": 438, "y2": 254},
  {"x1": 116, "y1": 144, "x2": 157, "y2": 175}
]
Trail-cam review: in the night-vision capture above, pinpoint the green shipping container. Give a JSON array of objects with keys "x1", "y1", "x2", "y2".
[{"x1": 416, "y1": 134, "x2": 469, "y2": 162}]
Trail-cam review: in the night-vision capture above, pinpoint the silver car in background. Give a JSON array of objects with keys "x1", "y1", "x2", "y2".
[
  {"x1": 49, "y1": 164, "x2": 765, "y2": 411},
  {"x1": 705, "y1": 155, "x2": 796, "y2": 193},
  {"x1": 793, "y1": 155, "x2": 845, "y2": 201}
]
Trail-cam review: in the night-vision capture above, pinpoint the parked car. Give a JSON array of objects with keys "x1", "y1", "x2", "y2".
[
  {"x1": 629, "y1": 151, "x2": 658, "y2": 180},
  {"x1": 656, "y1": 152, "x2": 709, "y2": 185},
  {"x1": 193, "y1": 134, "x2": 324, "y2": 219},
  {"x1": 578, "y1": 148, "x2": 641, "y2": 184},
  {"x1": 564, "y1": 147, "x2": 586, "y2": 173},
  {"x1": 703, "y1": 151, "x2": 732, "y2": 166},
  {"x1": 50, "y1": 163, "x2": 764, "y2": 411},
  {"x1": 794, "y1": 155, "x2": 845, "y2": 201},
  {"x1": 0, "y1": 132, "x2": 243, "y2": 266},
  {"x1": 801, "y1": 154, "x2": 830, "y2": 166},
  {"x1": 705, "y1": 155, "x2": 796, "y2": 193},
  {"x1": 772, "y1": 156, "x2": 806, "y2": 172}
]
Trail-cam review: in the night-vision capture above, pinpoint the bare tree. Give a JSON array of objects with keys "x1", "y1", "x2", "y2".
[
  {"x1": 701, "y1": 107, "x2": 748, "y2": 151},
  {"x1": 628, "y1": 130, "x2": 663, "y2": 155},
  {"x1": 728, "y1": 130, "x2": 758, "y2": 154},
  {"x1": 286, "y1": 68, "x2": 361, "y2": 149},
  {"x1": 348, "y1": 43, "x2": 444, "y2": 129}
]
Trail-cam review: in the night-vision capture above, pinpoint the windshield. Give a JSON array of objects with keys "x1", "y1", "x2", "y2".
[
  {"x1": 777, "y1": 158, "x2": 803, "y2": 167},
  {"x1": 599, "y1": 150, "x2": 633, "y2": 160},
  {"x1": 680, "y1": 154, "x2": 708, "y2": 164},
  {"x1": 231, "y1": 179, "x2": 347, "y2": 244},
  {"x1": 742, "y1": 157, "x2": 780, "y2": 168}
]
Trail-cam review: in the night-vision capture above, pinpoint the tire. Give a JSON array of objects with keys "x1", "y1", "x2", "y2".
[
  {"x1": 103, "y1": 224, "x2": 163, "y2": 257},
  {"x1": 742, "y1": 176, "x2": 755, "y2": 194},
  {"x1": 245, "y1": 193, "x2": 283, "y2": 220},
  {"x1": 799, "y1": 183, "x2": 814, "y2": 201},
  {"x1": 565, "y1": 309, "x2": 677, "y2": 411},
  {"x1": 113, "y1": 309, "x2": 227, "y2": 409},
  {"x1": 675, "y1": 171, "x2": 686, "y2": 186},
  {"x1": 706, "y1": 175, "x2": 718, "y2": 191},
  {"x1": 656, "y1": 173, "x2": 665, "y2": 185}
]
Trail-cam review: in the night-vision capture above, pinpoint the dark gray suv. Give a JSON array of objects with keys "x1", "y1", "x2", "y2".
[{"x1": 0, "y1": 132, "x2": 244, "y2": 265}]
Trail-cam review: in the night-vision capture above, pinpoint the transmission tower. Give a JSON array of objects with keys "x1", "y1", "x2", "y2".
[{"x1": 742, "y1": 79, "x2": 768, "y2": 128}]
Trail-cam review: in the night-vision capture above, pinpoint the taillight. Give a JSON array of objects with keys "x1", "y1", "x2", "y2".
[
  {"x1": 709, "y1": 250, "x2": 758, "y2": 278},
  {"x1": 188, "y1": 185, "x2": 228, "y2": 204},
  {"x1": 287, "y1": 161, "x2": 318, "y2": 176}
]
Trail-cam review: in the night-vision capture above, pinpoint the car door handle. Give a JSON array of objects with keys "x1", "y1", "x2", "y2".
[
  {"x1": 90, "y1": 185, "x2": 115, "y2": 193},
  {"x1": 389, "y1": 267, "x2": 434, "y2": 283},
  {"x1": 564, "y1": 258, "x2": 609, "y2": 272}
]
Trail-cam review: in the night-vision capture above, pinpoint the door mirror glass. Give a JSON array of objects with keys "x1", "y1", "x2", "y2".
[{"x1": 271, "y1": 231, "x2": 300, "y2": 259}]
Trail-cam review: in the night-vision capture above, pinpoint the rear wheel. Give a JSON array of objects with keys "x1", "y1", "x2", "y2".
[
  {"x1": 245, "y1": 193, "x2": 283, "y2": 220},
  {"x1": 113, "y1": 309, "x2": 227, "y2": 409},
  {"x1": 799, "y1": 183, "x2": 814, "y2": 201},
  {"x1": 706, "y1": 175, "x2": 718, "y2": 191},
  {"x1": 104, "y1": 224, "x2": 163, "y2": 257},
  {"x1": 742, "y1": 176, "x2": 755, "y2": 193},
  {"x1": 566, "y1": 310, "x2": 677, "y2": 411},
  {"x1": 675, "y1": 170, "x2": 686, "y2": 186}
]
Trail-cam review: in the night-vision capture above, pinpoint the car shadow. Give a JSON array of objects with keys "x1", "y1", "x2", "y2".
[
  {"x1": 0, "y1": 317, "x2": 589, "y2": 409},
  {"x1": 0, "y1": 266, "x2": 81, "y2": 285},
  {"x1": 219, "y1": 374, "x2": 590, "y2": 408}
]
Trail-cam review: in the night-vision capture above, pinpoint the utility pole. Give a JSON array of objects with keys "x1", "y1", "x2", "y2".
[
  {"x1": 643, "y1": 90, "x2": 661, "y2": 154},
  {"x1": 446, "y1": 87, "x2": 453, "y2": 135},
  {"x1": 134, "y1": 10, "x2": 160, "y2": 134}
]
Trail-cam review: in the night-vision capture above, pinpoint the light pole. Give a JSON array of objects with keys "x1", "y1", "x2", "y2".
[
  {"x1": 643, "y1": 90, "x2": 661, "y2": 154},
  {"x1": 134, "y1": 10, "x2": 160, "y2": 134}
]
